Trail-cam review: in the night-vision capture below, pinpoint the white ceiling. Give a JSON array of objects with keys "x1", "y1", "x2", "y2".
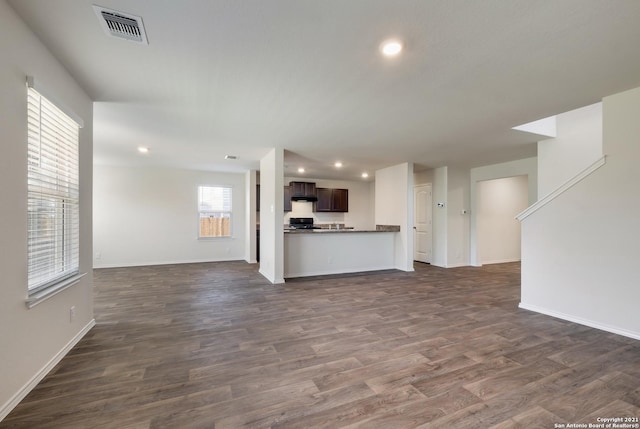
[{"x1": 9, "y1": 0, "x2": 640, "y2": 180}]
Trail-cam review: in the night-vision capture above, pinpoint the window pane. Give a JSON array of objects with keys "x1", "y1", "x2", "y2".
[
  {"x1": 27, "y1": 87, "x2": 80, "y2": 293},
  {"x1": 198, "y1": 186, "x2": 232, "y2": 238}
]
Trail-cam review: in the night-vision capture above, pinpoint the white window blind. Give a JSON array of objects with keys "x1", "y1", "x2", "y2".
[
  {"x1": 27, "y1": 86, "x2": 80, "y2": 293},
  {"x1": 198, "y1": 186, "x2": 232, "y2": 238}
]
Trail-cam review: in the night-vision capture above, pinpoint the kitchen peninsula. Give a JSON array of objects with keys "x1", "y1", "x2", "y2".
[{"x1": 284, "y1": 225, "x2": 400, "y2": 278}]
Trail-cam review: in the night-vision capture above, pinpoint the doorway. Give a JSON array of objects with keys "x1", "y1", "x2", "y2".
[
  {"x1": 413, "y1": 184, "x2": 432, "y2": 263},
  {"x1": 476, "y1": 176, "x2": 528, "y2": 265}
]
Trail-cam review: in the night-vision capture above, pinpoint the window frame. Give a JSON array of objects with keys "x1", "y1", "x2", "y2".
[
  {"x1": 25, "y1": 80, "x2": 83, "y2": 306},
  {"x1": 197, "y1": 185, "x2": 233, "y2": 239}
]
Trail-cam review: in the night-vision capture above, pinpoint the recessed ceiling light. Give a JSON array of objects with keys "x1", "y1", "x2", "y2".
[
  {"x1": 138, "y1": 147, "x2": 149, "y2": 154},
  {"x1": 361, "y1": 172, "x2": 369, "y2": 178},
  {"x1": 334, "y1": 161, "x2": 343, "y2": 168},
  {"x1": 380, "y1": 39, "x2": 402, "y2": 57},
  {"x1": 225, "y1": 155, "x2": 238, "y2": 160},
  {"x1": 298, "y1": 167, "x2": 305, "y2": 173}
]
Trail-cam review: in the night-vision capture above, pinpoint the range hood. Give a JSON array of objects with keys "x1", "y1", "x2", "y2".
[{"x1": 291, "y1": 195, "x2": 318, "y2": 202}]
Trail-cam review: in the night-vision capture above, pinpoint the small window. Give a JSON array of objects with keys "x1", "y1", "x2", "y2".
[
  {"x1": 198, "y1": 186, "x2": 232, "y2": 238},
  {"x1": 27, "y1": 86, "x2": 80, "y2": 294}
]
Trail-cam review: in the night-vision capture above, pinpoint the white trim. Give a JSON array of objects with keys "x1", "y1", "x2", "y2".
[
  {"x1": 93, "y1": 257, "x2": 243, "y2": 269},
  {"x1": 516, "y1": 155, "x2": 606, "y2": 221},
  {"x1": 426, "y1": 263, "x2": 472, "y2": 268},
  {"x1": 479, "y1": 258, "x2": 521, "y2": 265},
  {"x1": 284, "y1": 265, "x2": 396, "y2": 279},
  {"x1": 519, "y1": 302, "x2": 640, "y2": 341},
  {"x1": 258, "y1": 269, "x2": 285, "y2": 285},
  {"x1": 26, "y1": 273, "x2": 87, "y2": 309},
  {"x1": 444, "y1": 263, "x2": 469, "y2": 268},
  {"x1": 0, "y1": 319, "x2": 95, "y2": 421}
]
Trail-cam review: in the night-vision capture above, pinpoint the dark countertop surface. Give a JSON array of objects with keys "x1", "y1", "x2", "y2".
[{"x1": 285, "y1": 226, "x2": 399, "y2": 234}]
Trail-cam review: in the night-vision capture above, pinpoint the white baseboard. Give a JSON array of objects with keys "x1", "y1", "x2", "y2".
[
  {"x1": 481, "y1": 258, "x2": 521, "y2": 265},
  {"x1": 0, "y1": 319, "x2": 96, "y2": 421},
  {"x1": 445, "y1": 263, "x2": 469, "y2": 268},
  {"x1": 519, "y1": 302, "x2": 640, "y2": 341},
  {"x1": 93, "y1": 257, "x2": 243, "y2": 269},
  {"x1": 285, "y1": 265, "x2": 397, "y2": 279}
]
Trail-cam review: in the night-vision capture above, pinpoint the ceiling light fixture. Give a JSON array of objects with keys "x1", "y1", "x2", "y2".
[
  {"x1": 380, "y1": 39, "x2": 403, "y2": 57},
  {"x1": 334, "y1": 161, "x2": 343, "y2": 168},
  {"x1": 225, "y1": 155, "x2": 238, "y2": 160},
  {"x1": 361, "y1": 172, "x2": 369, "y2": 178},
  {"x1": 298, "y1": 167, "x2": 305, "y2": 173},
  {"x1": 138, "y1": 147, "x2": 149, "y2": 154}
]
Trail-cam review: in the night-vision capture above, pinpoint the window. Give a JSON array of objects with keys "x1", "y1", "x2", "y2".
[
  {"x1": 198, "y1": 186, "x2": 232, "y2": 238},
  {"x1": 27, "y1": 86, "x2": 80, "y2": 294}
]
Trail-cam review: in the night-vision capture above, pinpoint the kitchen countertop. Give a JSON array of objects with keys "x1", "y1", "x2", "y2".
[{"x1": 285, "y1": 225, "x2": 400, "y2": 234}]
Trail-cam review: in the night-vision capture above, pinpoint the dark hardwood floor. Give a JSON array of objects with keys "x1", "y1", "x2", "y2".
[{"x1": 2, "y1": 261, "x2": 639, "y2": 428}]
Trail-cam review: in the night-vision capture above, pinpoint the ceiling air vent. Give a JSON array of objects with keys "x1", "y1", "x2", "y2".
[{"x1": 93, "y1": 5, "x2": 148, "y2": 44}]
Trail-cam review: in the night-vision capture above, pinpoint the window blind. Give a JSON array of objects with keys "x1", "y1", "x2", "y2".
[
  {"x1": 198, "y1": 186, "x2": 232, "y2": 238},
  {"x1": 198, "y1": 186, "x2": 232, "y2": 212},
  {"x1": 27, "y1": 86, "x2": 80, "y2": 293}
]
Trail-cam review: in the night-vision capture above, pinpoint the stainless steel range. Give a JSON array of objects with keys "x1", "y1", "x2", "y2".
[{"x1": 289, "y1": 217, "x2": 320, "y2": 230}]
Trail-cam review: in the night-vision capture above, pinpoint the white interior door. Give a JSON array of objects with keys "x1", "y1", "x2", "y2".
[{"x1": 414, "y1": 184, "x2": 432, "y2": 263}]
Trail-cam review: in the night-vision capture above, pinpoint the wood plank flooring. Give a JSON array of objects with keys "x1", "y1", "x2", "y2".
[{"x1": 2, "y1": 261, "x2": 639, "y2": 428}]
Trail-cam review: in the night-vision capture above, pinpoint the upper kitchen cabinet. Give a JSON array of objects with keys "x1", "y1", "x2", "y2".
[
  {"x1": 332, "y1": 188, "x2": 348, "y2": 212},
  {"x1": 314, "y1": 188, "x2": 348, "y2": 212},
  {"x1": 289, "y1": 181, "x2": 317, "y2": 201},
  {"x1": 284, "y1": 186, "x2": 292, "y2": 212}
]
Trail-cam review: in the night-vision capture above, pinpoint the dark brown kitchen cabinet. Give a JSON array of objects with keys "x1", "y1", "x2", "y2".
[
  {"x1": 332, "y1": 188, "x2": 348, "y2": 212},
  {"x1": 256, "y1": 185, "x2": 260, "y2": 212},
  {"x1": 289, "y1": 181, "x2": 316, "y2": 199},
  {"x1": 314, "y1": 188, "x2": 348, "y2": 212},
  {"x1": 284, "y1": 186, "x2": 292, "y2": 212},
  {"x1": 315, "y1": 188, "x2": 332, "y2": 211}
]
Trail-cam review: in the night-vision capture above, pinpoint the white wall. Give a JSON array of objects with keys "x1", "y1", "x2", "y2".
[
  {"x1": 446, "y1": 167, "x2": 470, "y2": 268},
  {"x1": 470, "y1": 157, "x2": 537, "y2": 266},
  {"x1": 245, "y1": 170, "x2": 257, "y2": 263},
  {"x1": 430, "y1": 166, "x2": 471, "y2": 268},
  {"x1": 414, "y1": 169, "x2": 434, "y2": 185},
  {"x1": 521, "y1": 86, "x2": 640, "y2": 339},
  {"x1": 284, "y1": 232, "x2": 396, "y2": 278},
  {"x1": 93, "y1": 165, "x2": 246, "y2": 268},
  {"x1": 431, "y1": 166, "x2": 448, "y2": 267},
  {"x1": 259, "y1": 148, "x2": 285, "y2": 284},
  {"x1": 284, "y1": 177, "x2": 374, "y2": 229},
  {"x1": 538, "y1": 103, "x2": 603, "y2": 197},
  {"x1": 477, "y1": 176, "x2": 528, "y2": 264},
  {"x1": 375, "y1": 163, "x2": 414, "y2": 271},
  {"x1": 0, "y1": 1, "x2": 94, "y2": 419}
]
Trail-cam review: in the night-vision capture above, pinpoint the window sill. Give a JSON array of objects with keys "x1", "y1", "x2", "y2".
[{"x1": 26, "y1": 273, "x2": 87, "y2": 309}]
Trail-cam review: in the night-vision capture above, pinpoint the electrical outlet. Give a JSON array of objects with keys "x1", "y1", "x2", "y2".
[
  {"x1": 69, "y1": 306, "x2": 76, "y2": 323},
  {"x1": 95, "y1": 252, "x2": 101, "y2": 260}
]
